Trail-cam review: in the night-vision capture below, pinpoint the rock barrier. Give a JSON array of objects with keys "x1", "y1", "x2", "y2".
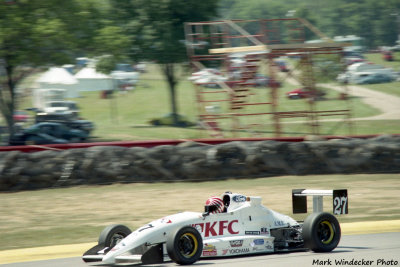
[{"x1": 0, "y1": 135, "x2": 399, "y2": 191}]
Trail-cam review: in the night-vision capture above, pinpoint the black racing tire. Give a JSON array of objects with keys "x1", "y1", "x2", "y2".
[
  {"x1": 166, "y1": 226, "x2": 203, "y2": 265},
  {"x1": 302, "y1": 212, "x2": 341, "y2": 252},
  {"x1": 98, "y1": 224, "x2": 132, "y2": 248}
]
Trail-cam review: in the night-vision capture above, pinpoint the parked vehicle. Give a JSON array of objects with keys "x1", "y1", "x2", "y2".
[
  {"x1": 249, "y1": 74, "x2": 269, "y2": 87},
  {"x1": 337, "y1": 62, "x2": 396, "y2": 84},
  {"x1": 32, "y1": 88, "x2": 66, "y2": 111},
  {"x1": 9, "y1": 132, "x2": 68, "y2": 145},
  {"x1": 355, "y1": 73, "x2": 394, "y2": 84},
  {"x1": 9, "y1": 122, "x2": 85, "y2": 145},
  {"x1": 13, "y1": 110, "x2": 30, "y2": 123},
  {"x1": 348, "y1": 62, "x2": 395, "y2": 78},
  {"x1": 382, "y1": 51, "x2": 394, "y2": 61},
  {"x1": 189, "y1": 68, "x2": 228, "y2": 88},
  {"x1": 336, "y1": 72, "x2": 350, "y2": 84},
  {"x1": 110, "y1": 63, "x2": 140, "y2": 90},
  {"x1": 344, "y1": 56, "x2": 364, "y2": 66},
  {"x1": 35, "y1": 111, "x2": 94, "y2": 135},
  {"x1": 43, "y1": 101, "x2": 79, "y2": 115},
  {"x1": 286, "y1": 88, "x2": 326, "y2": 99},
  {"x1": 26, "y1": 122, "x2": 87, "y2": 141},
  {"x1": 275, "y1": 60, "x2": 289, "y2": 72}
]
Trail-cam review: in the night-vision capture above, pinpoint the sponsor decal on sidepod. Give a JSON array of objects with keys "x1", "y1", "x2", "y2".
[
  {"x1": 192, "y1": 220, "x2": 239, "y2": 237},
  {"x1": 245, "y1": 231, "x2": 260, "y2": 235},
  {"x1": 253, "y1": 239, "x2": 264, "y2": 245},
  {"x1": 222, "y1": 248, "x2": 250, "y2": 256},
  {"x1": 229, "y1": 240, "x2": 244, "y2": 247},
  {"x1": 203, "y1": 244, "x2": 217, "y2": 256}
]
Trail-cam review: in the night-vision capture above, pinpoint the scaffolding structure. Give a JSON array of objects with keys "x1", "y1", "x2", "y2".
[{"x1": 184, "y1": 18, "x2": 353, "y2": 137}]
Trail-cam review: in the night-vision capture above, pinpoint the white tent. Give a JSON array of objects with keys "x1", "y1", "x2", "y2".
[
  {"x1": 37, "y1": 67, "x2": 79, "y2": 98},
  {"x1": 75, "y1": 67, "x2": 114, "y2": 92}
]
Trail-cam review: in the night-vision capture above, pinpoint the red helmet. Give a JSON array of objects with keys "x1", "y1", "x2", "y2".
[{"x1": 205, "y1": 196, "x2": 224, "y2": 214}]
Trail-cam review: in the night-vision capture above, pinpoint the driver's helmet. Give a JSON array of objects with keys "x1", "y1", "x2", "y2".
[{"x1": 205, "y1": 196, "x2": 224, "y2": 214}]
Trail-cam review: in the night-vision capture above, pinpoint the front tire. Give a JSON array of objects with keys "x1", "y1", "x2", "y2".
[
  {"x1": 98, "y1": 224, "x2": 132, "y2": 249},
  {"x1": 167, "y1": 226, "x2": 203, "y2": 265},
  {"x1": 302, "y1": 212, "x2": 341, "y2": 252}
]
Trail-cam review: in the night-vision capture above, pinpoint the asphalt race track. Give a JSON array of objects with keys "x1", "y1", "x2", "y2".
[{"x1": 2, "y1": 232, "x2": 399, "y2": 267}]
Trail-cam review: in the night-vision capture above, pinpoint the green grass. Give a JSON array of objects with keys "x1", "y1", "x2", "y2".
[
  {"x1": 364, "y1": 52, "x2": 400, "y2": 70},
  {"x1": 68, "y1": 81, "x2": 385, "y2": 140},
  {"x1": 59, "y1": 66, "x2": 386, "y2": 140},
  {"x1": 362, "y1": 52, "x2": 400, "y2": 97},
  {"x1": 0, "y1": 173, "x2": 399, "y2": 250},
  {"x1": 9, "y1": 59, "x2": 400, "y2": 141},
  {"x1": 359, "y1": 81, "x2": 400, "y2": 98}
]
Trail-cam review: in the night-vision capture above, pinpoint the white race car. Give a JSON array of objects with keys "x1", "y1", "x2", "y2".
[{"x1": 82, "y1": 189, "x2": 348, "y2": 265}]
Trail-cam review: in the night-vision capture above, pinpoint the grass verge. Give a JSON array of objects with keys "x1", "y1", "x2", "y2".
[{"x1": 0, "y1": 173, "x2": 399, "y2": 251}]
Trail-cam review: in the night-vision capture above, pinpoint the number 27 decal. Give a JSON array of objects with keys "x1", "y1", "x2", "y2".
[{"x1": 333, "y1": 196, "x2": 348, "y2": 214}]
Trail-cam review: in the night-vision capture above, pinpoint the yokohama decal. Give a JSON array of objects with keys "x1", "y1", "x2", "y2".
[
  {"x1": 192, "y1": 220, "x2": 239, "y2": 237},
  {"x1": 222, "y1": 248, "x2": 250, "y2": 255}
]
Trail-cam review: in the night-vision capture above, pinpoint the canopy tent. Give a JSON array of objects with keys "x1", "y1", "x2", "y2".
[
  {"x1": 36, "y1": 67, "x2": 79, "y2": 98},
  {"x1": 75, "y1": 67, "x2": 114, "y2": 92}
]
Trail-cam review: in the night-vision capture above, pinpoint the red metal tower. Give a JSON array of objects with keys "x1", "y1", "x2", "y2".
[{"x1": 184, "y1": 18, "x2": 352, "y2": 137}]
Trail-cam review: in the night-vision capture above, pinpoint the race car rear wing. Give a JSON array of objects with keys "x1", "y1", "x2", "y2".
[{"x1": 292, "y1": 189, "x2": 348, "y2": 215}]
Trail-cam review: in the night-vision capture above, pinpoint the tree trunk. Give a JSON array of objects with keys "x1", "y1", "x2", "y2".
[
  {"x1": 0, "y1": 60, "x2": 16, "y2": 144},
  {"x1": 1, "y1": 62, "x2": 38, "y2": 144},
  {"x1": 161, "y1": 63, "x2": 179, "y2": 125}
]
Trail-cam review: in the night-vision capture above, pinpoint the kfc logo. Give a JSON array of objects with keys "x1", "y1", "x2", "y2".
[{"x1": 192, "y1": 220, "x2": 239, "y2": 237}]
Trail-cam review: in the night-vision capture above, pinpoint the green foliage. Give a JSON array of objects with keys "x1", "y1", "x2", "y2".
[
  {"x1": 0, "y1": 0, "x2": 124, "y2": 137},
  {"x1": 93, "y1": 26, "x2": 131, "y2": 59},
  {"x1": 107, "y1": 0, "x2": 220, "y2": 125},
  {"x1": 149, "y1": 113, "x2": 194, "y2": 127},
  {"x1": 312, "y1": 55, "x2": 344, "y2": 82},
  {"x1": 219, "y1": 0, "x2": 400, "y2": 48},
  {"x1": 110, "y1": 0, "x2": 219, "y2": 63},
  {"x1": 1, "y1": 1, "x2": 88, "y2": 65},
  {"x1": 95, "y1": 55, "x2": 117, "y2": 75}
]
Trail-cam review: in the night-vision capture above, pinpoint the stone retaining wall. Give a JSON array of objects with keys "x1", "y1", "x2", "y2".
[{"x1": 1, "y1": 135, "x2": 399, "y2": 191}]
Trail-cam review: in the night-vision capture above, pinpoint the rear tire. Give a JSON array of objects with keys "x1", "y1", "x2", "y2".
[
  {"x1": 302, "y1": 212, "x2": 341, "y2": 252},
  {"x1": 98, "y1": 224, "x2": 131, "y2": 249},
  {"x1": 167, "y1": 226, "x2": 203, "y2": 265}
]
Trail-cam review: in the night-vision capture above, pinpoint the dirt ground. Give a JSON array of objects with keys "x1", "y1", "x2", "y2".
[
  {"x1": 321, "y1": 83, "x2": 400, "y2": 120},
  {"x1": 284, "y1": 71, "x2": 400, "y2": 121}
]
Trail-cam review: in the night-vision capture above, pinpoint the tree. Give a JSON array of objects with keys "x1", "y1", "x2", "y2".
[
  {"x1": 110, "y1": 0, "x2": 219, "y2": 125},
  {"x1": 0, "y1": 0, "x2": 130, "y2": 143},
  {"x1": 0, "y1": 1, "x2": 79, "y2": 141},
  {"x1": 216, "y1": 0, "x2": 400, "y2": 49}
]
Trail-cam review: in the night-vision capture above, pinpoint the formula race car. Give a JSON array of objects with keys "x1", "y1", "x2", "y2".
[{"x1": 82, "y1": 189, "x2": 348, "y2": 265}]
